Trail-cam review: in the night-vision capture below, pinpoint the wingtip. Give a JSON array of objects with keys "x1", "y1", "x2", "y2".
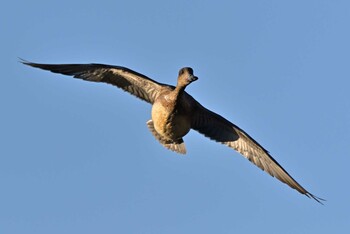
[
  {"x1": 18, "y1": 57, "x2": 26, "y2": 63},
  {"x1": 306, "y1": 193, "x2": 326, "y2": 205},
  {"x1": 18, "y1": 57, "x2": 31, "y2": 65}
]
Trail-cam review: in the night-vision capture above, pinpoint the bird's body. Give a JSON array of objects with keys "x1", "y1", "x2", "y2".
[
  {"x1": 22, "y1": 60, "x2": 324, "y2": 203},
  {"x1": 151, "y1": 96, "x2": 192, "y2": 141},
  {"x1": 151, "y1": 82, "x2": 195, "y2": 148}
]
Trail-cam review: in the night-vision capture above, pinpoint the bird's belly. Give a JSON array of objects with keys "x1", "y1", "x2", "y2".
[{"x1": 151, "y1": 102, "x2": 191, "y2": 140}]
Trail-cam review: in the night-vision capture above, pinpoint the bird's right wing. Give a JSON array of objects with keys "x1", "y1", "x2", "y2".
[{"x1": 22, "y1": 60, "x2": 173, "y2": 104}]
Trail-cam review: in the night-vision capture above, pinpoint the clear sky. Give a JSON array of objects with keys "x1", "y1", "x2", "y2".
[{"x1": 1, "y1": 0, "x2": 349, "y2": 233}]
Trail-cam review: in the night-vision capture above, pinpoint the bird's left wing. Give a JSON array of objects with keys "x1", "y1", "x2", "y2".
[
  {"x1": 21, "y1": 60, "x2": 171, "y2": 104},
  {"x1": 191, "y1": 101, "x2": 324, "y2": 203}
]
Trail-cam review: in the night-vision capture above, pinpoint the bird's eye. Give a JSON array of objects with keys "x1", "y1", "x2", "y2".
[{"x1": 179, "y1": 69, "x2": 185, "y2": 76}]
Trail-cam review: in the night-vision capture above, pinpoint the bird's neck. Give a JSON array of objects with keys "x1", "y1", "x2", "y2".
[
  {"x1": 167, "y1": 84, "x2": 186, "y2": 105},
  {"x1": 174, "y1": 84, "x2": 186, "y2": 96}
]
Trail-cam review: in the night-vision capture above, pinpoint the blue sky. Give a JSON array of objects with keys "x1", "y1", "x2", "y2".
[{"x1": 1, "y1": 0, "x2": 349, "y2": 233}]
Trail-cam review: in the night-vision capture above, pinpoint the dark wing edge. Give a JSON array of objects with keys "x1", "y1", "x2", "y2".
[
  {"x1": 191, "y1": 102, "x2": 325, "y2": 204},
  {"x1": 20, "y1": 58, "x2": 171, "y2": 104}
]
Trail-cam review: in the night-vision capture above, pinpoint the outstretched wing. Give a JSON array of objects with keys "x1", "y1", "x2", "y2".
[
  {"x1": 21, "y1": 60, "x2": 171, "y2": 104},
  {"x1": 191, "y1": 102, "x2": 324, "y2": 204}
]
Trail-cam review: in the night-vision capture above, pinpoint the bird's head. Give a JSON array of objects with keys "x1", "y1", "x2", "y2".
[{"x1": 177, "y1": 67, "x2": 198, "y2": 87}]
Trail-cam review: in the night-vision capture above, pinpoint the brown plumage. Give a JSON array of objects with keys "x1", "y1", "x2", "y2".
[{"x1": 21, "y1": 60, "x2": 324, "y2": 204}]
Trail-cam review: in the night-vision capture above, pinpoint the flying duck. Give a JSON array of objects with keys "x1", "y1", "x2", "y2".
[{"x1": 22, "y1": 60, "x2": 324, "y2": 204}]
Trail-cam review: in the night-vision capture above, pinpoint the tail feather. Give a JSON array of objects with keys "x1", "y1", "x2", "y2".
[{"x1": 146, "y1": 120, "x2": 186, "y2": 154}]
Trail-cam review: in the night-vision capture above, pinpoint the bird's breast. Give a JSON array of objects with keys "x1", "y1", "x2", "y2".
[{"x1": 151, "y1": 97, "x2": 191, "y2": 140}]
